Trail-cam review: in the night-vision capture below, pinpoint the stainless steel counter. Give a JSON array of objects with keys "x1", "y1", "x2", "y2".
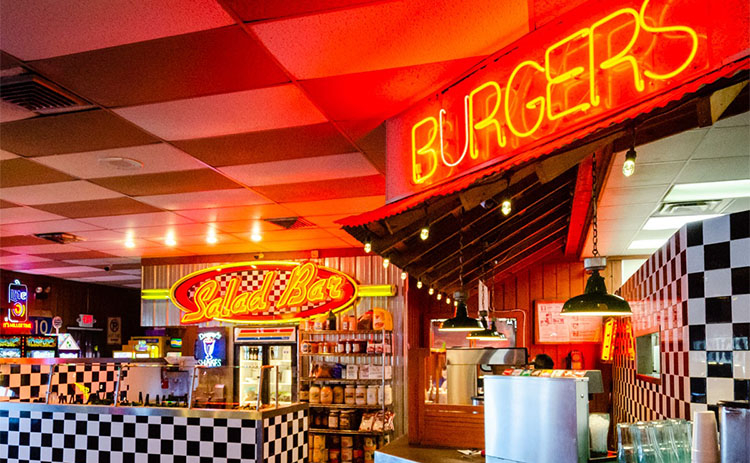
[{"x1": 375, "y1": 436, "x2": 484, "y2": 463}]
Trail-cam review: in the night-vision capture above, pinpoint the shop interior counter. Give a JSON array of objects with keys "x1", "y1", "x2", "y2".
[{"x1": 375, "y1": 436, "x2": 484, "y2": 463}]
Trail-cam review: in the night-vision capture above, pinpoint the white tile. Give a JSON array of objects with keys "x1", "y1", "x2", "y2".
[
  {"x1": 706, "y1": 378, "x2": 734, "y2": 405},
  {"x1": 686, "y1": 245, "x2": 704, "y2": 272},
  {"x1": 114, "y1": 85, "x2": 327, "y2": 140},
  {"x1": 704, "y1": 268, "x2": 732, "y2": 297},
  {"x1": 688, "y1": 298, "x2": 706, "y2": 325},
  {"x1": 0, "y1": 219, "x2": 101, "y2": 236},
  {"x1": 705, "y1": 323, "x2": 733, "y2": 351},
  {"x1": 0, "y1": 255, "x2": 51, "y2": 265},
  {"x1": 0, "y1": 181, "x2": 121, "y2": 205},
  {"x1": 703, "y1": 214, "x2": 731, "y2": 244},
  {"x1": 689, "y1": 351, "x2": 707, "y2": 377},
  {"x1": 3, "y1": 244, "x2": 88, "y2": 255},
  {"x1": 33, "y1": 144, "x2": 206, "y2": 179},
  {"x1": 0, "y1": 0, "x2": 233, "y2": 60},
  {"x1": 732, "y1": 295, "x2": 750, "y2": 323},
  {"x1": 79, "y1": 212, "x2": 193, "y2": 229},
  {"x1": 731, "y1": 238, "x2": 750, "y2": 267},
  {"x1": 0, "y1": 206, "x2": 65, "y2": 224},
  {"x1": 136, "y1": 189, "x2": 269, "y2": 211},
  {"x1": 734, "y1": 351, "x2": 750, "y2": 379},
  {"x1": 219, "y1": 152, "x2": 378, "y2": 186},
  {"x1": 691, "y1": 403, "x2": 708, "y2": 417}
]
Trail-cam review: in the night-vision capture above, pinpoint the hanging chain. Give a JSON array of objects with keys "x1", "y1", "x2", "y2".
[
  {"x1": 591, "y1": 150, "x2": 599, "y2": 257},
  {"x1": 459, "y1": 211, "x2": 465, "y2": 289}
]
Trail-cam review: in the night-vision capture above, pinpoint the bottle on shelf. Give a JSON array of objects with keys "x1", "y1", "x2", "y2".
[{"x1": 326, "y1": 310, "x2": 337, "y2": 330}]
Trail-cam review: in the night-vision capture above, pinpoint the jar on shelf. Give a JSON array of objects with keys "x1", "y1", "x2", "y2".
[
  {"x1": 320, "y1": 385, "x2": 333, "y2": 405},
  {"x1": 329, "y1": 447, "x2": 340, "y2": 463},
  {"x1": 300, "y1": 384, "x2": 310, "y2": 402},
  {"x1": 366, "y1": 385, "x2": 378, "y2": 405},
  {"x1": 355, "y1": 385, "x2": 367, "y2": 405},
  {"x1": 383, "y1": 384, "x2": 392, "y2": 405},
  {"x1": 344, "y1": 385, "x2": 356, "y2": 405},
  {"x1": 309, "y1": 384, "x2": 321, "y2": 404},
  {"x1": 328, "y1": 410, "x2": 340, "y2": 429},
  {"x1": 333, "y1": 385, "x2": 344, "y2": 404},
  {"x1": 341, "y1": 446, "x2": 353, "y2": 463},
  {"x1": 339, "y1": 410, "x2": 353, "y2": 430},
  {"x1": 310, "y1": 342, "x2": 319, "y2": 354}
]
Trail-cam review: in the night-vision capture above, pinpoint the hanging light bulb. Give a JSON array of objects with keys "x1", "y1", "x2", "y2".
[
  {"x1": 382, "y1": 257, "x2": 390, "y2": 268},
  {"x1": 501, "y1": 199, "x2": 512, "y2": 216},
  {"x1": 436, "y1": 293, "x2": 442, "y2": 300},
  {"x1": 562, "y1": 150, "x2": 632, "y2": 317},
  {"x1": 400, "y1": 271, "x2": 407, "y2": 280},
  {"x1": 428, "y1": 288, "x2": 434, "y2": 295},
  {"x1": 420, "y1": 226, "x2": 429, "y2": 241},
  {"x1": 445, "y1": 297, "x2": 451, "y2": 305},
  {"x1": 417, "y1": 280, "x2": 423, "y2": 289},
  {"x1": 623, "y1": 147, "x2": 637, "y2": 177},
  {"x1": 364, "y1": 241, "x2": 372, "y2": 253}
]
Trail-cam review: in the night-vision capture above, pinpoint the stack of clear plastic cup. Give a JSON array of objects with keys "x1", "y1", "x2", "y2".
[
  {"x1": 617, "y1": 419, "x2": 694, "y2": 463},
  {"x1": 617, "y1": 422, "x2": 637, "y2": 463}
]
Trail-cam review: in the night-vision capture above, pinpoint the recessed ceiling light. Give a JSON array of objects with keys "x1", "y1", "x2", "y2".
[
  {"x1": 251, "y1": 233, "x2": 262, "y2": 242},
  {"x1": 664, "y1": 179, "x2": 750, "y2": 202},
  {"x1": 643, "y1": 214, "x2": 720, "y2": 230},
  {"x1": 165, "y1": 233, "x2": 177, "y2": 246},
  {"x1": 98, "y1": 156, "x2": 143, "y2": 171},
  {"x1": 124, "y1": 239, "x2": 135, "y2": 249},
  {"x1": 629, "y1": 239, "x2": 668, "y2": 250}
]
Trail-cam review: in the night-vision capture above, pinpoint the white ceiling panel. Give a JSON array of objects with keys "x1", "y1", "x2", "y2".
[
  {"x1": 0, "y1": 219, "x2": 101, "y2": 236},
  {"x1": 0, "y1": 100, "x2": 36, "y2": 123},
  {"x1": 116, "y1": 269, "x2": 142, "y2": 275},
  {"x1": 79, "y1": 211, "x2": 194, "y2": 229},
  {"x1": 74, "y1": 238, "x2": 160, "y2": 251},
  {"x1": 713, "y1": 111, "x2": 750, "y2": 128},
  {"x1": 32, "y1": 143, "x2": 207, "y2": 178},
  {"x1": 78, "y1": 274, "x2": 142, "y2": 282},
  {"x1": 63, "y1": 257, "x2": 139, "y2": 266},
  {"x1": 114, "y1": 222, "x2": 222, "y2": 239},
  {"x1": 629, "y1": 128, "x2": 708, "y2": 163},
  {"x1": 219, "y1": 152, "x2": 378, "y2": 186},
  {"x1": 599, "y1": 185, "x2": 669, "y2": 207},
  {"x1": 114, "y1": 85, "x2": 328, "y2": 140},
  {"x1": 675, "y1": 156, "x2": 750, "y2": 183},
  {"x1": 0, "y1": 207, "x2": 65, "y2": 224},
  {"x1": 0, "y1": 180, "x2": 122, "y2": 205},
  {"x1": 39, "y1": 266, "x2": 103, "y2": 274},
  {"x1": 605, "y1": 160, "x2": 684, "y2": 190},
  {"x1": 136, "y1": 189, "x2": 270, "y2": 211},
  {"x1": 174, "y1": 204, "x2": 296, "y2": 222},
  {"x1": 0, "y1": 255, "x2": 51, "y2": 265},
  {"x1": 282, "y1": 195, "x2": 385, "y2": 216},
  {"x1": 692, "y1": 126, "x2": 750, "y2": 159},
  {"x1": 0, "y1": 149, "x2": 19, "y2": 160},
  {"x1": 0, "y1": 0, "x2": 233, "y2": 60},
  {"x1": 251, "y1": 0, "x2": 528, "y2": 79},
  {"x1": 3, "y1": 244, "x2": 88, "y2": 255},
  {"x1": 69, "y1": 229, "x2": 127, "y2": 242}
]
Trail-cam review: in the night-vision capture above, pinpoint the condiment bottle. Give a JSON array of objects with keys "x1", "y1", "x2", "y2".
[
  {"x1": 326, "y1": 310, "x2": 337, "y2": 330},
  {"x1": 344, "y1": 385, "x2": 355, "y2": 405},
  {"x1": 366, "y1": 385, "x2": 378, "y2": 405},
  {"x1": 320, "y1": 385, "x2": 333, "y2": 405},
  {"x1": 333, "y1": 385, "x2": 344, "y2": 404},
  {"x1": 355, "y1": 385, "x2": 367, "y2": 405},
  {"x1": 328, "y1": 410, "x2": 340, "y2": 429},
  {"x1": 309, "y1": 384, "x2": 321, "y2": 404}
]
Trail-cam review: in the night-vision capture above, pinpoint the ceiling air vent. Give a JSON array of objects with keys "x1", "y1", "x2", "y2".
[
  {"x1": 34, "y1": 232, "x2": 86, "y2": 244},
  {"x1": 0, "y1": 71, "x2": 93, "y2": 114},
  {"x1": 263, "y1": 217, "x2": 316, "y2": 230},
  {"x1": 656, "y1": 199, "x2": 731, "y2": 216}
]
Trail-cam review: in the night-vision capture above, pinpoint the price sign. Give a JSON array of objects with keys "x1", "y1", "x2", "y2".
[{"x1": 30, "y1": 317, "x2": 53, "y2": 336}]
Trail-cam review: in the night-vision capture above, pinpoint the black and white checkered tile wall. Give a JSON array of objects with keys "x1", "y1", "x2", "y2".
[
  {"x1": 0, "y1": 363, "x2": 119, "y2": 403},
  {"x1": 263, "y1": 410, "x2": 307, "y2": 463}
]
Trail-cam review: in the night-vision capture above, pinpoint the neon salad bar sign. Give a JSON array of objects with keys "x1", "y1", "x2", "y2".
[{"x1": 386, "y1": 0, "x2": 749, "y2": 200}]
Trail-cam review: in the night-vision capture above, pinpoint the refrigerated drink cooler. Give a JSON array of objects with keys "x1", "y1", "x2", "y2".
[{"x1": 234, "y1": 327, "x2": 297, "y2": 408}]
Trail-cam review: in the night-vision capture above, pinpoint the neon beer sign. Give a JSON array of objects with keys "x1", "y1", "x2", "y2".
[
  {"x1": 387, "y1": 0, "x2": 749, "y2": 200},
  {"x1": 7, "y1": 279, "x2": 28, "y2": 323},
  {"x1": 170, "y1": 261, "x2": 358, "y2": 324}
]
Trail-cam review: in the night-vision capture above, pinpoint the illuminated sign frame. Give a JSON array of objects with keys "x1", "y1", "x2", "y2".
[
  {"x1": 388, "y1": 0, "x2": 749, "y2": 201},
  {"x1": 195, "y1": 331, "x2": 226, "y2": 367},
  {"x1": 7, "y1": 279, "x2": 28, "y2": 323},
  {"x1": 170, "y1": 261, "x2": 361, "y2": 325}
]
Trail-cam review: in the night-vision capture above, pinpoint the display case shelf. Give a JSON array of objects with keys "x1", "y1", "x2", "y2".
[
  {"x1": 300, "y1": 352, "x2": 390, "y2": 357},
  {"x1": 301, "y1": 330, "x2": 392, "y2": 335},
  {"x1": 309, "y1": 428, "x2": 388, "y2": 435},
  {"x1": 308, "y1": 403, "x2": 392, "y2": 410},
  {"x1": 300, "y1": 377, "x2": 389, "y2": 384}
]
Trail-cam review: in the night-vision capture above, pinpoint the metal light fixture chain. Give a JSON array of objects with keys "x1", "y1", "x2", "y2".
[{"x1": 592, "y1": 151, "x2": 599, "y2": 257}]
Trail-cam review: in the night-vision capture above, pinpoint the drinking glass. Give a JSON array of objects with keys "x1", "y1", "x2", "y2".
[
  {"x1": 666, "y1": 419, "x2": 691, "y2": 463},
  {"x1": 648, "y1": 421, "x2": 678, "y2": 463},
  {"x1": 617, "y1": 422, "x2": 637, "y2": 463},
  {"x1": 633, "y1": 422, "x2": 663, "y2": 463}
]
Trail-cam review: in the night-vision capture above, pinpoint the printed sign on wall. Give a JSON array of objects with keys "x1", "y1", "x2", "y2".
[{"x1": 107, "y1": 317, "x2": 122, "y2": 345}]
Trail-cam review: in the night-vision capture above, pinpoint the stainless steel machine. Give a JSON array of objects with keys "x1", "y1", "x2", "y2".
[{"x1": 445, "y1": 348, "x2": 527, "y2": 405}]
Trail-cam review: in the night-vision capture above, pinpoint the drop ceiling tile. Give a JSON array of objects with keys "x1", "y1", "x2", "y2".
[
  {"x1": 0, "y1": 100, "x2": 36, "y2": 123},
  {"x1": 599, "y1": 185, "x2": 670, "y2": 207},
  {"x1": 78, "y1": 274, "x2": 143, "y2": 282},
  {"x1": 68, "y1": 229, "x2": 126, "y2": 242},
  {"x1": 34, "y1": 197, "x2": 162, "y2": 218},
  {"x1": 78, "y1": 211, "x2": 194, "y2": 229},
  {"x1": 300, "y1": 58, "x2": 482, "y2": 121},
  {"x1": 137, "y1": 247, "x2": 198, "y2": 258},
  {"x1": 260, "y1": 238, "x2": 351, "y2": 252},
  {"x1": 282, "y1": 195, "x2": 385, "y2": 216},
  {"x1": 631, "y1": 128, "x2": 709, "y2": 163},
  {"x1": 0, "y1": 110, "x2": 159, "y2": 157},
  {"x1": 0, "y1": 0, "x2": 233, "y2": 60},
  {"x1": 674, "y1": 156, "x2": 750, "y2": 183},
  {"x1": 136, "y1": 189, "x2": 269, "y2": 211},
  {"x1": 252, "y1": 175, "x2": 385, "y2": 203},
  {"x1": 116, "y1": 269, "x2": 142, "y2": 275},
  {"x1": 0, "y1": 255, "x2": 51, "y2": 265},
  {"x1": 74, "y1": 238, "x2": 157, "y2": 252},
  {"x1": 349, "y1": 123, "x2": 385, "y2": 173},
  {"x1": 0, "y1": 180, "x2": 122, "y2": 205},
  {"x1": 168, "y1": 233, "x2": 243, "y2": 246},
  {"x1": 0, "y1": 219, "x2": 100, "y2": 237},
  {"x1": 692, "y1": 126, "x2": 750, "y2": 159},
  {"x1": 50, "y1": 271, "x2": 111, "y2": 279},
  {"x1": 0, "y1": 235, "x2": 51, "y2": 247},
  {"x1": 63, "y1": 257, "x2": 139, "y2": 266},
  {"x1": 32, "y1": 143, "x2": 206, "y2": 179},
  {"x1": 0, "y1": 200, "x2": 17, "y2": 209},
  {"x1": 174, "y1": 243, "x2": 266, "y2": 255},
  {"x1": 304, "y1": 215, "x2": 350, "y2": 229},
  {"x1": 213, "y1": 220, "x2": 286, "y2": 234},
  {"x1": 32, "y1": 26, "x2": 290, "y2": 107},
  {"x1": 37, "y1": 266, "x2": 103, "y2": 275},
  {"x1": 251, "y1": 0, "x2": 528, "y2": 79},
  {"x1": 713, "y1": 111, "x2": 750, "y2": 128},
  {"x1": 173, "y1": 122, "x2": 356, "y2": 167},
  {"x1": 605, "y1": 160, "x2": 684, "y2": 190},
  {"x1": 33, "y1": 250, "x2": 117, "y2": 260},
  {"x1": 90, "y1": 169, "x2": 242, "y2": 196},
  {"x1": 248, "y1": 228, "x2": 338, "y2": 243},
  {"x1": 223, "y1": 0, "x2": 376, "y2": 22},
  {"x1": 597, "y1": 203, "x2": 658, "y2": 223},
  {"x1": 0, "y1": 149, "x2": 18, "y2": 160},
  {"x1": 174, "y1": 204, "x2": 296, "y2": 223},
  {"x1": 0, "y1": 206, "x2": 65, "y2": 224},
  {"x1": 220, "y1": 152, "x2": 378, "y2": 187},
  {"x1": 114, "y1": 85, "x2": 328, "y2": 140},
  {"x1": 3, "y1": 244, "x2": 88, "y2": 255},
  {"x1": 0, "y1": 158, "x2": 77, "y2": 188},
  {"x1": 115, "y1": 223, "x2": 221, "y2": 240}
]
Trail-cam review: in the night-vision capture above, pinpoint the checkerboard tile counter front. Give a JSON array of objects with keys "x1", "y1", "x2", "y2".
[
  {"x1": 0, "y1": 402, "x2": 308, "y2": 463},
  {"x1": 613, "y1": 210, "x2": 750, "y2": 424},
  {"x1": 0, "y1": 363, "x2": 120, "y2": 403}
]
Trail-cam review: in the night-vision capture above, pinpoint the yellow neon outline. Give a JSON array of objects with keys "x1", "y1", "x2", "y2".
[
  {"x1": 545, "y1": 28, "x2": 592, "y2": 121},
  {"x1": 505, "y1": 60, "x2": 546, "y2": 138},
  {"x1": 358, "y1": 285, "x2": 396, "y2": 297},
  {"x1": 168, "y1": 261, "x2": 360, "y2": 325},
  {"x1": 589, "y1": 8, "x2": 644, "y2": 107},
  {"x1": 467, "y1": 81, "x2": 506, "y2": 159},
  {"x1": 411, "y1": 117, "x2": 438, "y2": 184},
  {"x1": 439, "y1": 108, "x2": 466, "y2": 167},
  {"x1": 639, "y1": 0, "x2": 698, "y2": 80}
]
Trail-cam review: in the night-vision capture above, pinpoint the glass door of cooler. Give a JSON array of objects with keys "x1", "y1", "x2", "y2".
[
  {"x1": 238, "y1": 345, "x2": 263, "y2": 407},
  {"x1": 269, "y1": 345, "x2": 294, "y2": 404}
]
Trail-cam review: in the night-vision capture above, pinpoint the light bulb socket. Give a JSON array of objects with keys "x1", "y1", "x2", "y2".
[{"x1": 623, "y1": 148, "x2": 636, "y2": 177}]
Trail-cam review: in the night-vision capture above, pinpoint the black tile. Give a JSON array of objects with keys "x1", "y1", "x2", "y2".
[
  {"x1": 707, "y1": 351, "x2": 733, "y2": 377},
  {"x1": 706, "y1": 297, "x2": 733, "y2": 324},
  {"x1": 135, "y1": 438, "x2": 148, "y2": 453},
  {"x1": 734, "y1": 323, "x2": 750, "y2": 350},
  {"x1": 687, "y1": 221, "x2": 704, "y2": 246},
  {"x1": 148, "y1": 423, "x2": 160, "y2": 438},
  {"x1": 161, "y1": 439, "x2": 174, "y2": 455},
  {"x1": 730, "y1": 210, "x2": 750, "y2": 239},
  {"x1": 735, "y1": 379, "x2": 750, "y2": 401},
  {"x1": 690, "y1": 325, "x2": 706, "y2": 350},
  {"x1": 187, "y1": 440, "x2": 200, "y2": 456},
  {"x1": 705, "y1": 242, "x2": 731, "y2": 270},
  {"x1": 689, "y1": 272, "x2": 705, "y2": 298},
  {"x1": 732, "y1": 267, "x2": 750, "y2": 295},
  {"x1": 691, "y1": 377, "x2": 707, "y2": 403},
  {"x1": 200, "y1": 426, "x2": 213, "y2": 441}
]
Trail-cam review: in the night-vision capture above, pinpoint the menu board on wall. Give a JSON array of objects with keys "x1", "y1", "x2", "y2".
[{"x1": 535, "y1": 301, "x2": 602, "y2": 344}]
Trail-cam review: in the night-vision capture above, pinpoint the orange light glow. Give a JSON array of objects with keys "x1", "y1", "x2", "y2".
[
  {"x1": 601, "y1": 317, "x2": 616, "y2": 362},
  {"x1": 411, "y1": 117, "x2": 439, "y2": 184}
]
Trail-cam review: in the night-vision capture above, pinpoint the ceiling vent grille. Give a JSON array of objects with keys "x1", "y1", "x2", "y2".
[
  {"x1": 656, "y1": 199, "x2": 731, "y2": 216},
  {"x1": 0, "y1": 72, "x2": 92, "y2": 114},
  {"x1": 263, "y1": 217, "x2": 316, "y2": 230},
  {"x1": 34, "y1": 232, "x2": 86, "y2": 244}
]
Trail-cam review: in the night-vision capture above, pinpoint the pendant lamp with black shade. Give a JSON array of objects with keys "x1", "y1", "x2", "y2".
[
  {"x1": 440, "y1": 216, "x2": 483, "y2": 331},
  {"x1": 561, "y1": 150, "x2": 632, "y2": 317}
]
